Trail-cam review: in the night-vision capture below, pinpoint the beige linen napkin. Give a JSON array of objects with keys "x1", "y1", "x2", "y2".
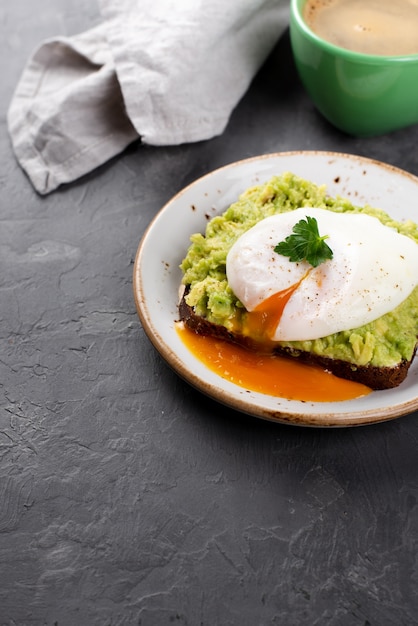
[{"x1": 8, "y1": 0, "x2": 289, "y2": 194}]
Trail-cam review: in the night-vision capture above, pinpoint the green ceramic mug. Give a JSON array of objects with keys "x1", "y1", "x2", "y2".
[{"x1": 289, "y1": 0, "x2": 418, "y2": 137}]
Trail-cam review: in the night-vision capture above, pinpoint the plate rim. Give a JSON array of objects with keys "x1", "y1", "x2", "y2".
[{"x1": 133, "y1": 150, "x2": 418, "y2": 427}]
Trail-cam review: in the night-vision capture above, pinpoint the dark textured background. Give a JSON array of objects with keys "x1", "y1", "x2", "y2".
[{"x1": 1, "y1": 2, "x2": 417, "y2": 625}]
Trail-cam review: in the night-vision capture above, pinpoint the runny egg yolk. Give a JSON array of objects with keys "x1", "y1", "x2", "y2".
[
  {"x1": 177, "y1": 324, "x2": 371, "y2": 403},
  {"x1": 244, "y1": 282, "x2": 301, "y2": 342}
]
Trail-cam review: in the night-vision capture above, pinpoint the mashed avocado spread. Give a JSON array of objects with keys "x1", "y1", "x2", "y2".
[{"x1": 180, "y1": 172, "x2": 418, "y2": 368}]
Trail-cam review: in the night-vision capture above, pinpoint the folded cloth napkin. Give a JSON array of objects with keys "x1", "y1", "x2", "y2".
[{"x1": 8, "y1": 0, "x2": 289, "y2": 195}]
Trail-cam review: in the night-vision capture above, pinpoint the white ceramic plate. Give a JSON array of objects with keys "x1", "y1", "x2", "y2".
[{"x1": 133, "y1": 151, "x2": 418, "y2": 427}]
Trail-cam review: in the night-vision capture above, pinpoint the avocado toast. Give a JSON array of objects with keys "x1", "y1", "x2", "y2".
[{"x1": 179, "y1": 173, "x2": 418, "y2": 390}]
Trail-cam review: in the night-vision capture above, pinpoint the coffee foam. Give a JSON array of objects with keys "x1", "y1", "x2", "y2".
[{"x1": 303, "y1": 0, "x2": 418, "y2": 56}]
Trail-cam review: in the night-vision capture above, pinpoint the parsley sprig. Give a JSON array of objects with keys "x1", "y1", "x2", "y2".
[{"x1": 274, "y1": 215, "x2": 333, "y2": 268}]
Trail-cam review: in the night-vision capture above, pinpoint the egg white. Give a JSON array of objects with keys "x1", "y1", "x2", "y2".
[{"x1": 226, "y1": 208, "x2": 418, "y2": 341}]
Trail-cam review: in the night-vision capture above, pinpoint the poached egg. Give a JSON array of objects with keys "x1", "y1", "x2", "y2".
[{"x1": 226, "y1": 208, "x2": 418, "y2": 341}]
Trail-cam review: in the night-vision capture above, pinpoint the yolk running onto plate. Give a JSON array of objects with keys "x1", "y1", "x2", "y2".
[{"x1": 177, "y1": 325, "x2": 371, "y2": 403}]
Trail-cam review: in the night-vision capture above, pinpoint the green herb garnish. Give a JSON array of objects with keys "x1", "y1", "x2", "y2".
[{"x1": 274, "y1": 215, "x2": 333, "y2": 268}]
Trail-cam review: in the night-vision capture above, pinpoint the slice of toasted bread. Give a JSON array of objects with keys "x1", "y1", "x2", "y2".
[{"x1": 179, "y1": 288, "x2": 417, "y2": 390}]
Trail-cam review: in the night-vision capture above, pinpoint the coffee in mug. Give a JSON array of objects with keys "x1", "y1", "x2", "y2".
[{"x1": 303, "y1": 0, "x2": 418, "y2": 56}]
